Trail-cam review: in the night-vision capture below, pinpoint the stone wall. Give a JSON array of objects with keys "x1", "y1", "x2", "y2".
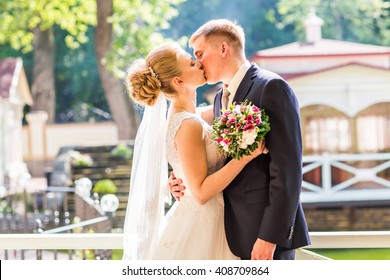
[{"x1": 304, "y1": 205, "x2": 390, "y2": 231}]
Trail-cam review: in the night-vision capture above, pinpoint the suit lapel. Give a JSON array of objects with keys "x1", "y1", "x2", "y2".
[
  {"x1": 214, "y1": 88, "x2": 223, "y2": 117},
  {"x1": 232, "y1": 64, "x2": 257, "y2": 104}
]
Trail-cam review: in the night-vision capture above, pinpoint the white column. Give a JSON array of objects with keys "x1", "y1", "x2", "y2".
[
  {"x1": 26, "y1": 111, "x2": 48, "y2": 160},
  {"x1": 304, "y1": 9, "x2": 324, "y2": 43}
]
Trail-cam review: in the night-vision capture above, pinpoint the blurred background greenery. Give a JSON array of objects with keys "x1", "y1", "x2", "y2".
[{"x1": 1, "y1": 0, "x2": 388, "y2": 129}]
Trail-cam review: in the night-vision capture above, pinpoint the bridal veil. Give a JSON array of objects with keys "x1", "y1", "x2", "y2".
[{"x1": 122, "y1": 93, "x2": 168, "y2": 260}]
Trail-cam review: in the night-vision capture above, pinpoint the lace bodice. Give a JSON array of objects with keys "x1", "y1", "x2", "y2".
[{"x1": 166, "y1": 111, "x2": 225, "y2": 197}]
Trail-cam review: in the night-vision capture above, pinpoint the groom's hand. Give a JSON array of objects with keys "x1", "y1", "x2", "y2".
[
  {"x1": 251, "y1": 238, "x2": 276, "y2": 260},
  {"x1": 168, "y1": 171, "x2": 185, "y2": 201}
]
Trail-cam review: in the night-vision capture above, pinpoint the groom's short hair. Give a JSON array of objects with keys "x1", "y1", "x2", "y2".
[{"x1": 189, "y1": 19, "x2": 245, "y2": 53}]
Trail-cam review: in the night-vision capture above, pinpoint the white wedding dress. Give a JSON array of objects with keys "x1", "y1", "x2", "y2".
[{"x1": 150, "y1": 111, "x2": 239, "y2": 260}]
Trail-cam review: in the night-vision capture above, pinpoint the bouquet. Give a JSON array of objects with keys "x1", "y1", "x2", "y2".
[{"x1": 211, "y1": 100, "x2": 270, "y2": 159}]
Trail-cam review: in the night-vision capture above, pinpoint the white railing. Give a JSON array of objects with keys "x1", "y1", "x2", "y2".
[
  {"x1": 0, "y1": 233, "x2": 122, "y2": 250},
  {"x1": 2, "y1": 231, "x2": 390, "y2": 260},
  {"x1": 0, "y1": 233, "x2": 325, "y2": 260},
  {"x1": 308, "y1": 231, "x2": 390, "y2": 249},
  {"x1": 301, "y1": 153, "x2": 390, "y2": 203}
]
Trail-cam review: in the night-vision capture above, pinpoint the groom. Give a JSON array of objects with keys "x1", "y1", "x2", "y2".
[{"x1": 170, "y1": 19, "x2": 310, "y2": 260}]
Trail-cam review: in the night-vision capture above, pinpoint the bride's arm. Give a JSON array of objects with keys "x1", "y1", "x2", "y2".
[{"x1": 175, "y1": 118, "x2": 262, "y2": 205}]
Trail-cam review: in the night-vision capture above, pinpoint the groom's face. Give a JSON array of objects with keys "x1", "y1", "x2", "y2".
[{"x1": 191, "y1": 36, "x2": 224, "y2": 85}]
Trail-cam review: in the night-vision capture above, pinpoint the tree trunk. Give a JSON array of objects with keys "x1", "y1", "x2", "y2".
[
  {"x1": 95, "y1": 0, "x2": 139, "y2": 140},
  {"x1": 31, "y1": 27, "x2": 55, "y2": 123}
]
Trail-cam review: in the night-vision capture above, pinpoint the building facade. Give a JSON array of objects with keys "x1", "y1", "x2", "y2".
[
  {"x1": 250, "y1": 11, "x2": 390, "y2": 230},
  {"x1": 251, "y1": 10, "x2": 390, "y2": 156}
]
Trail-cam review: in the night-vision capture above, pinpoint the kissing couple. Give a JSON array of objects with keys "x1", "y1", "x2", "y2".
[{"x1": 122, "y1": 19, "x2": 310, "y2": 260}]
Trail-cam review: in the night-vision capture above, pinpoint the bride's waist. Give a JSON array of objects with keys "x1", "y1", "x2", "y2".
[
  {"x1": 183, "y1": 189, "x2": 193, "y2": 197},
  {"x1": 180, "y1": 191, "x2": 224, "y2": 207},
  {"x1": 183, "y1": 189, "x2": 223, "y2": 199}
]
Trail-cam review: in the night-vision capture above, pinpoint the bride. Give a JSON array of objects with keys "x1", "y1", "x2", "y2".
[{"x1": 122, "y1": 42, "x2": 265, "y2": 260}]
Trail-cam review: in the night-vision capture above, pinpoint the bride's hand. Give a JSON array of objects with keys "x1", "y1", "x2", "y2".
[
  {"x1": 168, "y1": 171, "x2": 185, "y2": 201},
  {"x1": 242, "y1": 140, "x2": 268, "y2": 162}
]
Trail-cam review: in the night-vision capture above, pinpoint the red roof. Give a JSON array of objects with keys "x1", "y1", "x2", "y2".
[
  {"x1": 252, "y1": 39, "x2": 390, "y2": 59},
  {"x1": 279, "y1": 62, "x2": 390, "y2": 81}
]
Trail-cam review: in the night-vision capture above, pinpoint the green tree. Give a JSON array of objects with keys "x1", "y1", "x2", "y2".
[
  {"x1": 0, "y1": 0, "x2": 95, "y2": 123},
  {"x1": 277, "y1": 0, "x2": 390, "y2": 45},
  {"x1": 105, "y1": 0, "x2": 185, "y2": 77},
  {"x1": 94, "y1": 0, "x2": 184, "y2": 139},
  {"x1": 1, "y1": 0, "x2": 185, "y2": 139},
  {"x1": 54, "y1": 26, "x2": 108, "y2": 123}
]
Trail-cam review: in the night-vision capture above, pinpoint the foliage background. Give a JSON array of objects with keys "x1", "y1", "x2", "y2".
[{"x1": 0, "y1": 0, "x2": 389, "y2": 123}]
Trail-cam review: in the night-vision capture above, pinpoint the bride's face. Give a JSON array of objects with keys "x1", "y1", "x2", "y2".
[{"x1": 176, "y1": 51, "x2": 206, "y2": 89}]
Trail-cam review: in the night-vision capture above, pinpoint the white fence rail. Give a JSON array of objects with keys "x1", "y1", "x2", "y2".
[
  {"x1": 2, "y1": 232, "x2": 389, "y2": 250},
  {"x1": 308, "y1": 231, "x2": 390, "y2": 249},
  {"x1": 2, "y1": 231, "x2": 390, "y2": 260},
  {"x1": 301, "y1": 153, "x2": 390, "y2": 203}
]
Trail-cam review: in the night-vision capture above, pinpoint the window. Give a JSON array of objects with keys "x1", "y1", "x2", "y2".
[
  {"x1": 305, "y1": 116, "x2": 351, "y2": 153},
  {"x1": 357, "y1": 114, "x2": 390, "y2": 152}
]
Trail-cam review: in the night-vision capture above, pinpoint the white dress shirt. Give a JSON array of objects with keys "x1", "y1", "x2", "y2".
[{"x1": 226, "y1": 60, "x2": 251, "y2": 106}]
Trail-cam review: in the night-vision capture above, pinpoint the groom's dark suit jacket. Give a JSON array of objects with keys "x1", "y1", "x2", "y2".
[{"x1": 213, "y1": 64, "x2": 311, "y2": 259}]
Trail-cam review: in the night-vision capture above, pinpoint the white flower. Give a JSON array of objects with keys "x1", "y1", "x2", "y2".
[
  {"x1": 238, "y1": 141, "x2": 248, "y2": 149},
  {"x1": 242, "y1": 130, "x2": 257, "y2": 146},
  {"x1": 221, "y1": 141, "x2": 230, "y2": 152},
  {"x1": 233, "y1": 105, "x2": 242, "y2": 117}
]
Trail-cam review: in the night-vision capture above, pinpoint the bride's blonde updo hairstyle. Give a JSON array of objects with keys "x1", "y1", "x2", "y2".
[{"x1": 127, "y1": 42, "x2": 183, "y2": 106}]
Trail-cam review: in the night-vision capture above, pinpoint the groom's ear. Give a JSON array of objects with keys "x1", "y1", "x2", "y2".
[{"x1": 220, "y1": 42, "x2": 229, "y2": 58}]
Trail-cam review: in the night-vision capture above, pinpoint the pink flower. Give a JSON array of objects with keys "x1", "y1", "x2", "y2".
[
  {"x1": 221, "y1": 138, "x2": 231, "y2": 152},
  {"x1": 255, "y1": 115, "x2": 262, "y2": 125},
  {"x1": 244, "y1": 124, "x2": 255, "y2": 131},
  {"x1": 245, "y1": 115, "x2": 254, "y2": 123},
  {"x1": 252, "y1": 106, "x2": 260, "y2": 113},
  {"x1": 227, "y1": 117, "x2": 236, "y2": 124}
]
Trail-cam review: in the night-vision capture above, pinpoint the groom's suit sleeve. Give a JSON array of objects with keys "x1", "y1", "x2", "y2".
[{"x1": 258, "y1": 78, "x2": 303, "y2": 248}]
